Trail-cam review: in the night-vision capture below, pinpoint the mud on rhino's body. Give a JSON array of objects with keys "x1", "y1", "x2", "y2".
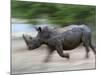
[{"x1": 23, "y1": 25, "x2": 96, "y2": 62}]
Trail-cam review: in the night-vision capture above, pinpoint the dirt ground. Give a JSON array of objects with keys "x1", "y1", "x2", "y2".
[{"x1": 11, "y1": 39, "x2": 96, "y2": 74}]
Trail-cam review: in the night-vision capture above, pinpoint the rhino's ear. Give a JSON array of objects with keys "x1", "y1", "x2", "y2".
[{"x1": 36, "y1": 27, "x2": 42, "y2": 32}]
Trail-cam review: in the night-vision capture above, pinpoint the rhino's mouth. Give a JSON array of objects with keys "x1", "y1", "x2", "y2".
[{"x1": 28, "y1": 46, "x2": 33, "y2": 50}]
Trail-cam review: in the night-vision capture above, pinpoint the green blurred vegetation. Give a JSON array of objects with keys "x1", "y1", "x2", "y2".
[
  {"x1": 11, "y1": 0, "x2": 96, "y2": 26},
  {"x1": 11, "y1": 0, "x2": 96, "y2": 43}
]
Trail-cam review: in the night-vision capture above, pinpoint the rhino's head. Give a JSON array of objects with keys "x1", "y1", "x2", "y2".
[
  {"x1": 22, "y1": 34, "x2": 42, "y2": 50},
  {"x1": 36, "y1": 26, "x2": 55, "y2": 44}
]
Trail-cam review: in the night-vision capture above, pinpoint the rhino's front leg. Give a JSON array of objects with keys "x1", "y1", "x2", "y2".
[
  {"x1": 56, "y1": 41, "x2": 70, "y2": 59},
  {"x1": 43, "y1": 49, "x2": 54, "y2": 63}
]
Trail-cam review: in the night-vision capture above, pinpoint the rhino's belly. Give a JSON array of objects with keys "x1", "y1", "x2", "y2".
[{"x1": 63, "y1": 41, "x2": 81, "y2": 50}]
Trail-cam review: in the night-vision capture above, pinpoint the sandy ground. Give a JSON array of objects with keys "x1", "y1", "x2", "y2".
[{"x1": 11, "y1": 39, "x2": 96, "y2": 74}]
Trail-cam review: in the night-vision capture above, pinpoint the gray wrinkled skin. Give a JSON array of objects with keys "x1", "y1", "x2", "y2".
[{"x1": 23, "y1": 25, "x2": 96, "y2": 63}]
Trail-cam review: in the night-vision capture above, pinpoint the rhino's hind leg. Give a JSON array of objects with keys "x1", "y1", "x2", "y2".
[
  {"x1": 89, "y1": 41, "x2": 96, "y2": 55},
  {"x1": 82, "y1": 34, "x2": 90, "y2": 58},
  {"x1": 84, "y1": 44, "x2": 90, "y2": 58}
]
